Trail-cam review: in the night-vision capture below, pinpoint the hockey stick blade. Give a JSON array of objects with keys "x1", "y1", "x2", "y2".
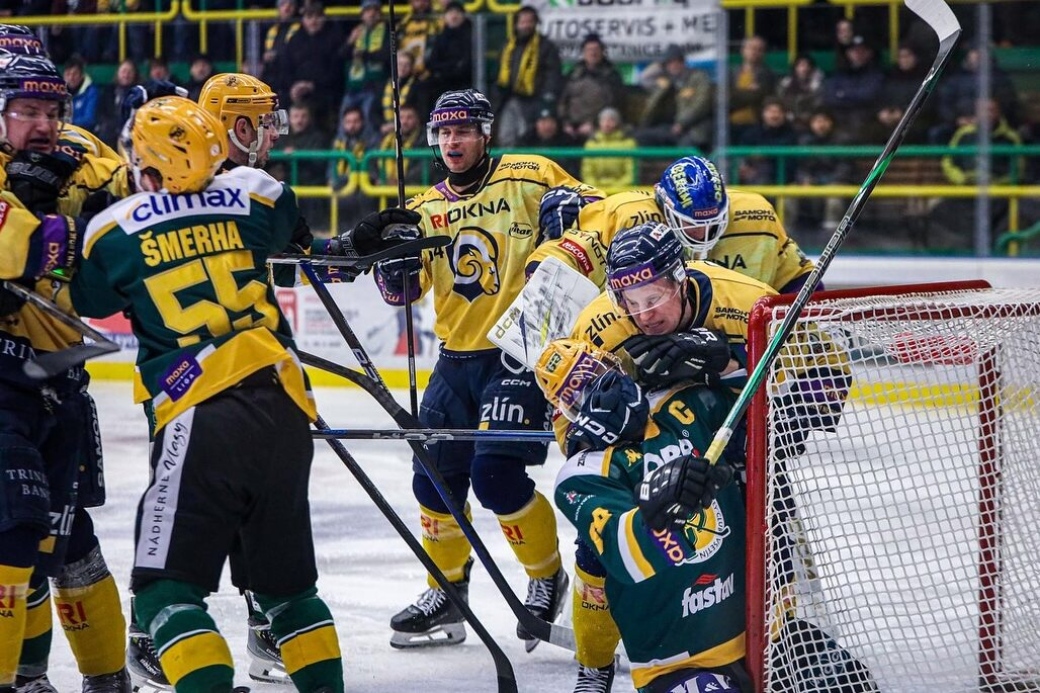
[
  {"x1": 314, "y1": 428, "x2": 556, "y2": 443},
  {"x1": 314, "y1": 414, "x2": 518, "y2": 693},
  {"x1": 702, "y1": 0, "x2": 959, "y2": 465},
  {"x1": 268, "y1": 236, "x2": 450, "y2": 267},
  {"x1": 300, "y1": 349, "x2": 577, "y2": 651}
]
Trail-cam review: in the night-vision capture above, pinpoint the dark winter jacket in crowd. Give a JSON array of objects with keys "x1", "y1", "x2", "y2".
[
  {"x1": 426, "y1": 17, "x2": 473, "y2": 94},
  {"x1": 558, "y1": 59, "x2": 624, "y2": 130}
]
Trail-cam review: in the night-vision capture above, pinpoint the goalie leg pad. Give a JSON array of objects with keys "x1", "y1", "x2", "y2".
[
  {"x1": 16, "y1": 575, "x2": 51, "y2": 678},
  {"x1": 53, "y1": 545, "x2": 126, "y2": 676},
  {"x1": 253, "y1": 586, "x2": 342, "y2": 693}
]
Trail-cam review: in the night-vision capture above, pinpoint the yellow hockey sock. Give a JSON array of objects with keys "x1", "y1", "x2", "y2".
[
  {"x1": 572, "y1": 565, "x2": 620, "y2": 669},
  {"x1": 53, "y1": 572, "x2": 127, "y2": 675},
  {"x1": 0, "y1": 564, "x2": 33, "y2": 686},
  {"x1": 421, "y1": 504, "x2": 473, "y2": 589},
  {"x1": 497, "y1": 492, "x2": 561, "y2": 579}
]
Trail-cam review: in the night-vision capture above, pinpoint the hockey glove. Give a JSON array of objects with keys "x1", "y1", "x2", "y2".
[
  {"x1": 374, "y1": 256, "x2": 422, "y2": 306},
  {"x1": 538, "y1": 186, "x2": 585, "y2": 242},
  {"x1": 623, "y1": 329, "x2": 731, "y2": 390},
  {"x1": 329, "y1": 207, "x2": 422, "y2": 257},
  {"x1": 637, "y1": 455, "x2": 734, "y2": 531},
  {"x1": 772, "y1": 367, "x2": 852, "y2": 460},
  {"x1": 120, "y1": 80, "x2": 188, "y2": 127},
  {"x1": 6, "y1": 151, "x2": 79, "y2": 215},
  {"x1": 564, "y1": 370, "x2": 649, "y2": 457}
]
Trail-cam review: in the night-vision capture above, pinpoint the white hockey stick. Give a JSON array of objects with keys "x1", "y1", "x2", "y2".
[
  {"x1": 704, "y1": 0, "x2": 961, "y2": 465},
  {"x1": 488, "y1": 257, "x2": 600, "y2": 369}
]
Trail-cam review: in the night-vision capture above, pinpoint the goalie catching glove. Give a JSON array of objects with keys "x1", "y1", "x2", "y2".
[
  {"x1": 622, "y1": 329, "x2": 731, "y2": 390},
  {"x1": 638, "y1": 455, "x2": 734, "y2": 531}
]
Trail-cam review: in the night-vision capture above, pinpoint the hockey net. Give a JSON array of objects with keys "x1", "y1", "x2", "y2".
[{"x1": 745, "y1": 281, "x2": 1040, "y2": 693}]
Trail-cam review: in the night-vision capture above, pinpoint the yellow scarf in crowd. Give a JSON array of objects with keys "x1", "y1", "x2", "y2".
[{"x1": 497, "y1": 32, "x2": 540, "y2": 97}]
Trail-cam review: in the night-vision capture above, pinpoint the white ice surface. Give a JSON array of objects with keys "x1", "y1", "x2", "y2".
[{"x1": 46, "y1": 381, "x2": 635, "y2": 693}]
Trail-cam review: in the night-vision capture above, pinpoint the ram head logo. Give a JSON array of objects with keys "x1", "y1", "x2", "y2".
[{"x1": 449, "y1": 227, "x2": 500, "y2": 302}]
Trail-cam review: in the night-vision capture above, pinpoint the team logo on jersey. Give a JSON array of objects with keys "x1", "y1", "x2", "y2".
[
  {"x1": 648, "y1": 497, "x2": 730, "y2": 566},
  {"x1": 449, "y1": 226, "x2": 500, "y2": 301}
]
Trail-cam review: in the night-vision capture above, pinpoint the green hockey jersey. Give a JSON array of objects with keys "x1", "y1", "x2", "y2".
[
  {"x1": 70, "y1": 166, "x2": 315, "y2": 432},
  {"x1": 554, "y1": 384, "x2": 746, "y2": 691}
]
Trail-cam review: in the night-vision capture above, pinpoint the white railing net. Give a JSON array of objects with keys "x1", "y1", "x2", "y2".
[{"x1": 757, "y1": 288, "x2": 1040, "y2": 693}]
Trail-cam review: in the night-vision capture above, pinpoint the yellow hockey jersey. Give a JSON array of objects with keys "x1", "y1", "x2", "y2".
[
  {"x1": 405, "y1": 154, "x2": 601, "y2": 353},
  {"x1": 529, "y1": 188, "x2": 813, "y2": 294}
]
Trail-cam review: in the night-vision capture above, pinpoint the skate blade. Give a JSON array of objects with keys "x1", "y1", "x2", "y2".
[
  {"x1": 129, "y1": 675, "x2": 171, "y2": 693},
  {"x1": 247, "y1": 659, "x2": 292, "y2": 685},
  {"x1": 389, "y1": 623, "x2": 467, "y2": 649},
  {"x1": 524, "y1": 636, "x2": 540, "y2": 653}
]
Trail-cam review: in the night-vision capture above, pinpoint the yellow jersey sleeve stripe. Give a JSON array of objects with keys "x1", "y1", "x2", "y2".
[
  {"x1": 249, "y1": 192, "x2": 275, "y2": 208},
  {"x1": 83, "y1": 220, "x2": 118, "y2": 258},
  {"x1": 618, "y1": 509, "x2": 655, "y2": 583}
]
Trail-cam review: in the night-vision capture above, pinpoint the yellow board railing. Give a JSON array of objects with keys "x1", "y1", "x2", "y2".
[{"x1": 14, "y1": 1, "x2": 181, "y2": 60}]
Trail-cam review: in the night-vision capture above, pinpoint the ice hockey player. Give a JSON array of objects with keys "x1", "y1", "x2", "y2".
[
  {"x1": 0, "y1": 51, "x2": 133, "y2": 693},
  {"x1": 59, "y1": 96, "x2": 342, "y2": 693},
  {"x1": 535, "y1": 338, "x2": 751, "y2": 693},
  {"x1": 532, "y1": 155, "x2": 815, "y2": 296},
  {"x1": 331, "y1": 88, "x2": 602, "y2": 651}
]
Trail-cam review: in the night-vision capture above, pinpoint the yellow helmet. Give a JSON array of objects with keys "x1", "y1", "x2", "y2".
[
  {"x1": 198, "y1": 73, "x2": 288, "y2": 166},
  {"x1": 128, "y1": 96, "x2": 227, "y2": 194},
  {"x1": 535, "y1": 339, "x2": 621, "y2": 421}
]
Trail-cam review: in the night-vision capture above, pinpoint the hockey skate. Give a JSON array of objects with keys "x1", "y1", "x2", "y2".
[
  {"x1": 14, "y1": 675, "x2": 57, "y2": 693},
  {"x1": 574, "y1": 662, "x2": 616, "y2": 693},
  {"x1": 127, "y1": 623, "x2": 171, "y2": 693},
  {"x1": 389, "y1": 558, "x2": 472, "y2": 649},
  {"x1": 83, "y1": 669, "x2": 132, "y2": 693},
  {"x1": 247, "y1": 616, "x2": 290, "y2": 685},
  {"x1": 516, "y1": 566, "x2": 569, "y2": 652}
]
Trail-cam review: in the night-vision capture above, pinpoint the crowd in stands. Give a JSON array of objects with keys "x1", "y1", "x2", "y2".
[{"x1": 6, "y1": 0, "x2": 1036, "y2": 241}]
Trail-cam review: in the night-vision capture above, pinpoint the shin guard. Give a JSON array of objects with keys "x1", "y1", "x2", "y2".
[
  {"x1": 0, "y1": 564, "x2": 33, "y2": 686},
  {"x1": 52, "y1": 547, "x2": 127, "y2": 676},
  {"x1": 572, "y1": 565, "x2": 620, "y2": 669},
  {"x1": 16, "y1": 577, "x2": 51, "y2": 678},
  {"x1": 497, "y1": 492, "x2": 561, "y2": 579},
  {"x1": 421, "y1": 504, "x2": 472, "y2": 589},
  {"x1": 254, "y1": 587, "x2": 342, "y2": 693}
]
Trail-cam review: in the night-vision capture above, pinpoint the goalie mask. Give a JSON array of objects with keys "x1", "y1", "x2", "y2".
[
  {"x1": 655, "y1": 156, "x2": 729, "y2": 259},
  {"x1": 127, "y1": 96, "x2": 227, "y2": 194},
  {"x1": 535, "y1": 339, "x2": 623, "y2": 422},
  {"x1": 606, "y1": 222, "x2": 688, "y2": 328},
  {"x1": 197, "y1": 73, "x2": 288, "y2": 167}
]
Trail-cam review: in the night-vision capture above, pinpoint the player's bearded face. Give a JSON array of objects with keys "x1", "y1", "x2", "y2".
[
  {"x1": 438, "y1": 124, "x2": 486, "y2": 173},
  {"x1": 621, "y1": 277, "x2": 685, "y2": 335},
  {"x1": 3, "y1": 97, "x2": 60, "y2": 153}
]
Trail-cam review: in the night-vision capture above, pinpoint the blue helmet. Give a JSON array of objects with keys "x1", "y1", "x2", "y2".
[
  {"x1": 0, "y1": 25, "x2": 44, "y2": 56},
  {"x1": 605, "y1": 222, "x2": 686, "y2": 319},
  {"x1": 654, "y1": 156, "x2": 729, "y2": 259},
  {"x1": 426, "y1": 88, "x2": 494, "y2": 146},
  {"x1": 0, "y1": 54, "x2": 71, "y2": 134}
]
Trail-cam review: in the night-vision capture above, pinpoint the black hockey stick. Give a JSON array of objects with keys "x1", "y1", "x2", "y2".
[
  {"x1": 300, "y1": 346, "x2": 577, "y2": 652},
  {"x1": 267, "y1": 235, "x2": 449, "y2": 267},
  {"x1": 384, "y1": 0, "x2": 420, "y2": 417},
  {"x1": 313, "y1": 413, "x2": 518, "y2": 693},
  {"x1": 3, "y1": 281, "x2": 121, "y2": 380},
  {"x1": 313, "y1": 427, "x2": 555, "y2": 443},
  {"x1": 703, "y1": 0, "x2": 961, "y2": 465}
]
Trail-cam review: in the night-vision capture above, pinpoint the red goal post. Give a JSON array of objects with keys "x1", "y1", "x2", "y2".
[{"x1": 744, "y1": 280, "x2": 1040, "y2": 693}]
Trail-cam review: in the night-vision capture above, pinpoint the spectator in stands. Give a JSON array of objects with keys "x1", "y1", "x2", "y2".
[
  {"x1": 285, "y1": 1, "x2": 344, "y2": 130},
  {"x1": 380, "y1": 51, "x2": 429, "y2": 135},
  {"x1": 777, "y1": 54, "x2": 823, "y2": 133},
  {"x1": 518, "y1": 106, "x2": 581, "y2": 176},
  {"x1": 343, "y1": 0, "x2": 390, "y2": 126},
  {"x1": 329, "y1": 105, "x2": 379, "y2": 227},
  {"x1": 729, "y1": 35, "x2": 775, "y2": 141},
  {"x1": 426, "y1": 0, "x2": 472, "y2": 94},
  {"x1": 261, "y1": 0, "x2": 300, "y2": 103},
  {"x1": 147, "y1": 55, "x2": 177, "y2": 84},
  {"x1": 493, "y1": 5, "x2": 562, "y2": 147},
  {"x1": 931, "y1": 47, "x2": 1020, "y2": 144},
  {"x1": 186, "y1": 54, "x2": 214, "y2": 102},
  {"x1": 942, "y1": 98, "x2": 1024, "y2": 186},
  {"x1": 833, "y1": 18, "x2": 854, "y2": 72},
  {"x1": 863, "y1": 102, "x2": 923, "y2": 145},
  {"x1": 636, "y1": 43, "x2": 713, "y2": 152},
  {"x1": 794, "y1": 108, "x2": 851, "y2": 232},
  {"x1": 737, "y1": 97, "x2": 798, "y2": 185},
  {"x1": 64, "y1": 54, "x2": 99, "y2": 133},
  {"x1": 398, "y1": 0, "x2": 441, "y2": 76},
  {"x1": 374, "y1": 103, "x2": 426, "y2": 186},
  {"x1": 269, "y1": 101, "x2": 330, "y2": 184},
  {"x1": 96, "y1": 58, "x2": 139, "y2": 146},
  {"x1": 558, "y1": 33, "x2": 624, "y2": 141},
  {"x1": 823, "y1": 35, "x2": 884, "y2": 139},
  {"x1": 581, "y1": 107, "x2": 635, "y2": 190}
]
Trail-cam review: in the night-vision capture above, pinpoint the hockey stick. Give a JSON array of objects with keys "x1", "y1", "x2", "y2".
[
  {"x1": 703, "y1": 0, "x2": 960, "y2": 465},
  {"x1": 384, "y1": 0, "x2": 420, "y2": 417},
  {"x1": 3, "y1": 281, "x2": 121, "y2": 380},
  {"x1": 313, "y1": 427, "x2": 555, "y2": 443},
  {"x1": 300, "y1": 346, "x2": 577, "y2": 651},
  {"x1": 313, "y1": 413, "x2": 518, "y2": 693},
  {"x1": 267, "y1": 236, "x2": 449, "y2": 267}
]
